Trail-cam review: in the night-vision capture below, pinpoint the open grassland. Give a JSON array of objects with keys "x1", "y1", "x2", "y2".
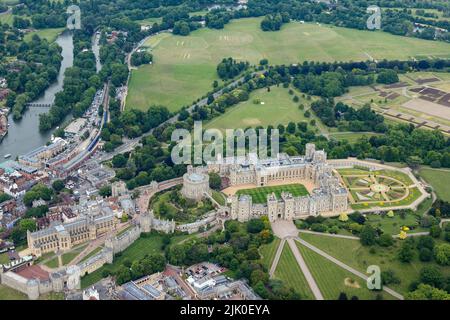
[
  {"x1": 205, "y1": 86, "x2": 310, "y2": 130},
  {"x1": 419, "y1": 167, "x2": 450, "y2": 202},
  {"x1": 127, "y1": 17, "x2": 450, "y2": 112},
  {"x1": 296, "y1": 241, "x2": 397, "y2": 300},
  {"x1": 299, "y1": 233, "x2": 450, "y2": 294},
  {"x1": 236, "y1": 184, "x2": 309, "y2": 204},
  {"x1": 259, "y1": 237, "x2": 281, "y2": 270},
  {"x1": 274, "y1": 244, "x2": 314, "y2": 300}
]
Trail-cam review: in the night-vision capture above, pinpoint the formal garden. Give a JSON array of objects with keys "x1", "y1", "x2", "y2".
[{"x1": 337, "y1": 167, "x2": 424, "y2": 210}]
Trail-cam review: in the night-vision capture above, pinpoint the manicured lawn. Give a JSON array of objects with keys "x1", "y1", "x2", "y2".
[
  {"x1": 204, "y1": 86, "x2": 309, "y2": 130},
  {"x1": 45, "y1": 257, "x2": 59, "y2": 269},
  {"x1": 366, "y1": 213, "x2": 426, "y2": 235},
  {"x1": 61, "y1": 251, "x2": 80, "y2": 265},
  {"x1": 211, "y1": 190, "x2": 226, "y2": 206},
  {"x1": 126, "y1": 17, "x2": 450, "y2": 112},
  {"x1": 259, "y1": 237, "x2": 281, "y2": 270},
  {"x1": 236, "y1": 184, "x2": 309, "y2": 204},
  {"x1": 274, "y1": 244, "x2": 314, "y2": 300},
  {"x1": 296, "y1": 241, "x2": 397, "y2": 300},
  {"x1": 134, "y1": 17, "x2": 162, "y2": 25},
  {"x1": 80, "y1": 233, "x2": 192, "y2": 288},
  {"x1": 0, "y1": 284, "x2": 27, "y2": 300},
  {"x1": 329, "y1": 132, "x2": 382, "y2": 144},
  {"x1": 299, "y1": 233, "x2": 450, "y2": 294},
  {"x1": 0, "y1": 253, "x2": 9, "y2": 264},
  {"x1": 24, "y1": 28, "x2": 64, "y2": 42},
  {"x1": 419, "y1": 167, "x2": 450, "y2": 202}
]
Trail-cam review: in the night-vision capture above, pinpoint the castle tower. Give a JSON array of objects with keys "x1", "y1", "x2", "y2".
[
  {"x1": 27, "y1": 279, "x2": 40, "y2": 300},
  {"x1": 267, "y1": 193, "x2": 278, "y2": 222},
  {"x1": 237, "y1": 195, "x2": 252, "y2": 222},
  {"x1": 230, "y1": 195, "x2": 239, "y2": 220},
  {"x1": 305, "y1": 143, "x2": 316, "y2": 161},
  {"x1": 281, "y1": 192, "x2": 295, "y2": 220},
  {"x1": 66, "y1": 265, "x2": 81, "y2": 291},
  {"x1": 313, "y1": 150, "x2": 327, "y2": 163},
  {"x1": 139, "y1": 211, "x2": 153, "y2": 233}
]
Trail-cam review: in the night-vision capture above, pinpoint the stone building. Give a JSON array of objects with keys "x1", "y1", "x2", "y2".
[
  {"x1": 27, "y1": 213, "x2": 117, "y2": 257},
  {"x1": 181, "y1": 166, "x2": 211, "y2": 201},
  {"x1": 211, "y1": 143, "x2": 348, "y2": 222}
]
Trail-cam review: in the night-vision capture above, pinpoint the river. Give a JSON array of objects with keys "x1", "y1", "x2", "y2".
[{"x1": 0, "y1": 31, "x2": 74, "y2": 160}]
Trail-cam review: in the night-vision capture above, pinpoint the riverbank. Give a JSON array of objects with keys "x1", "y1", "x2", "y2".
[{"x1": 0, "y1": 31, "x2": 74, "y2": 159}]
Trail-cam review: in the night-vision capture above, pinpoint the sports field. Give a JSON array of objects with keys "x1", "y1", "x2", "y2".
[
  {"x1": 236, "y1": 184, "x2": 309, "y2": 204},
  {"x1": 419, "y1": 167, "x2": 450, "y2": 202},
  {"x1": 204, "y1": 86, "x2": 310, "y2": 130},
  {"x1": 126, "y1": 17, "x2": 450, "y2": 113}
]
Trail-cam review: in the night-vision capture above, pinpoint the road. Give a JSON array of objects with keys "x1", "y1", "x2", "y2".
[{"x1": 296, "y1": 237, "x2": 404, "y2": 300}]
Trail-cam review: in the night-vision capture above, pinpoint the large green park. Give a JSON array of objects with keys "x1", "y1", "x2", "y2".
[{"x1": 126, "y1": 17, "x2": 450, "y2": 113}]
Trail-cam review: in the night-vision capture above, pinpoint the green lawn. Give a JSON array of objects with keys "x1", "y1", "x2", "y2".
[
  {"x1": 329, "y1": 132, "x2": 383, "y2": 144},
  {"x1": 0, "y1": 284, "x2": 27, "y2": 300},
  {"x1": 296, "y1": 241, "x2": 397, "y2": 300},
  {"x1": 0, "y1": 252, "x2": 9, "y2": 264},
  {"x1": 236, "y1": 183, "x2": 309, "y2": 204},
  {"x1": 204, "y1": 86, "x2": 309, "y2": 130},
  {"x1": 366, "y1": 213, "x2": 426, "y2": 235},
  {"x1": 45, "y1": 257, "x2": 59, "y2": 269},
  {"x1": 299, "y1": 233, "x2": 450, "y2": 294},
  {"x1": 259, "y1": 237, "x2": 281, "y2": 270},
  {"x1": 134, "y1": 17, "x2": 162, "y2": 25},
  {"x1": 0, "y1": 12, "x2": 13, "y2": 25},
  {"x1": 211, "y1": 190, "x2": 226, "y2": 206},
  {"x1": 24, "y1": 28, "x2": 64, "y2": 42},
  {"x1": 80, "y1": 233, "x2": 193, "y2": 288},
  {"x1": 274, "y1": 244, "x2": 314, "y2": 300},
  {"x1": 126, "y1": 17, "x2": 450, "y2": 112},
  {"x1": 61, "y1": 251, "x2": 80, "y2": 265},
  {"x1": 419, "y1": 167, "x2": 450, "y2": 202}
]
